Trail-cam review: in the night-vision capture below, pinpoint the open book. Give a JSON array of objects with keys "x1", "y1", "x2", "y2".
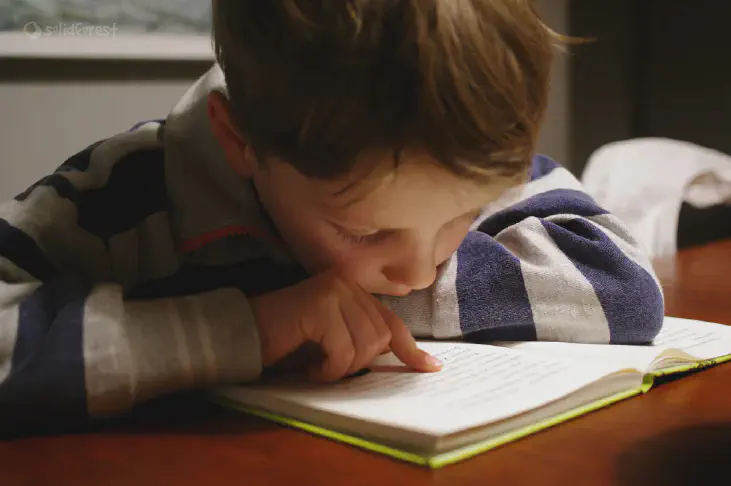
[{"x1": 210, "y1": 317, "x2": 731, "y2": 468}]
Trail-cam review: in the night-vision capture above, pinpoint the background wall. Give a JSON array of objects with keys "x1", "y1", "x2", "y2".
[
  {"x1": 0, "y1": 60, "x2": 210, "y2": 199},
  {"x1": 535, "y1": 0, "x2": 570, "y2": 170},
  {"x1": 0, "y1": 0, "x2": 571, "y2": 200},
  {"x1": 568, "y1": 0, "x2": 731, "y2": 175}
]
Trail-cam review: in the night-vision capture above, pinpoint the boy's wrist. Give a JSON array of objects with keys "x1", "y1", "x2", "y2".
[
  {"x1": 248, "y1": 295, "x2": 272, "y2": 365},
  {"x1": 249, "y1": 285, "x2": 309, "y2": 369},
  {"x1": 248, "y1": 292, "x2": 286, "y2": 367}
]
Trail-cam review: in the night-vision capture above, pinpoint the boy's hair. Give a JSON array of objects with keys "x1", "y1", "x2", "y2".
[{"x1": 212, "y1": 0, "x2": 560, "y2": 183}]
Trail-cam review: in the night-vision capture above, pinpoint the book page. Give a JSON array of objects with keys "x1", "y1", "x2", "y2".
[
  {"x1": 496, "y1": 341, "x2": 667, "y2": 372},
  {"x1": 496, "y1": 317, "x2": 731, "y2": 372},
  {"x1": 652, "y1": 317, "x2": 731, "y2": 360},
  {"x1": 219, "y1": 342, "x2": 636, "y2": 436}
]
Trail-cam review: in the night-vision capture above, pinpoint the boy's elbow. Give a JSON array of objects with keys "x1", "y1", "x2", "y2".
[{"x1": 606, "y1": 269, "x2": 665, "y2": 345}]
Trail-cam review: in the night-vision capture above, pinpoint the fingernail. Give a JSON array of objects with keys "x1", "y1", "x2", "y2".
[{"x1": 427, "y1": 355, "x2": 443, "y2": 369}]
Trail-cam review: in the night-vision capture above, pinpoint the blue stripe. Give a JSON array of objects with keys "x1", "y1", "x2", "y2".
[
  {"x1": 56, "y1": 139, "x2": 106, "y2": 172},
  {"x1": 530, "y1": 154, "x2": 560, "y2": 181},
  {"x1": 456, "y1": 232, "x2": 537, "y2": 342},
  {"x1": 57, "y1": 140, "x2": 105, "y2": 173},
  {"x1": 478, "y1": 189, "x2": 608, "y2": 237},
  {"x1": 77, "y1": 148, "x2": 168, "y2": 240},
  {"x1": 15, "y1": 141, "x2": 103, "y2": 202},
  {"x1": 15, "y1": 174, "x2": 79, "y2": 204},
  {"x1": 541, "y1": 218, "x2": 664, "y2": 344},
  {"x1": 127, "y1": 256, "x2": 310, "y2": 300},
  {"x1": 0, "y1": 219, "x2": 57, "y2": 280},
  {"x1": 129, "y1": 119, "x2": 164, "y2": 132},
  {"x1": 0, "y1": 277, "x2": 91, "y2": 434}
]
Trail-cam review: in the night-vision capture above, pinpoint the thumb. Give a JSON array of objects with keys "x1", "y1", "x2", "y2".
[{"x1": 379, "y1": 304, "x2": 443, "y2": 372}]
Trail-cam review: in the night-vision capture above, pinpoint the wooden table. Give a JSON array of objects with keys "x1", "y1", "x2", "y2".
[{"x1": 2, "y1": 240, "x2": 730, "y2": 486}]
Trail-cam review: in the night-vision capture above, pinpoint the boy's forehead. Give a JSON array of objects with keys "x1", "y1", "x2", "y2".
[
  {"x1": 320, "y1": 150, "x2": 475, "y2": 202},
  {"x1": 313, "y1": 157, "x2": 492, "y2": 226}
]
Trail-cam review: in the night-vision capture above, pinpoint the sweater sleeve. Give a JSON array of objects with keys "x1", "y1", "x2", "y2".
[
  {"x1": 382, "y1": 155, "x2": 665, "y2": 345},
  {"x1": 0, "y1": 122, "x2": 262, "y2": 435}
]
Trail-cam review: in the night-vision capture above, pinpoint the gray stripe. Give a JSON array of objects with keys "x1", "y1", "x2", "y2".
[
  {"x1": 431, "y1": 253, "x2": 462, "y2": 339},
  {"x1": 82, "y1": 284, "x2": 136, "y2": 416},
  {"x1": 518, "y1": 167, "x2": 586, "y2": 200},
  {"x1": 174, "y1": 296, "x2": 213, "y2": 386},
  {"x1": 378, "y1": 252, "x2": 462, "y2": 339},
  {"x1": 0, "y1": 255, "x2": 35, "y2": 283},
  {"x1": 190, "y1": 288, "x2": 262, "y2": 383},
  {"x1": 123, "y1": 297, "x2": 194, "y2": 405},
  {"x1": 0, "y1": 282, "x2": 41, "y2": 385},
  {"x1": 495, "y1": 217, "x2": 611, "y2": 343},
  {"x1": 472, "y1": 168, "x2": 585, "y2": 230},
  {"x1": 0, "y1": 188, "x2": 110, "y2": 281},
  {"x1": 86, "y1": 287, "x2": 261, "y2": 416},
  {"x1": 119, "y1": 288, "x2": 261, "y2": 408},
  {"x1": 586, "y1": 213, "x2": 664, "y2": 294},
  {"x1": 185, "y1": 295, "x2": 218, "y2": 383},
  {"x1": 379, "y1": 290, "x2": 434, "y2": 338},
  {"x1": 0, "y1": 128, "x2": 162, "y2": 285}
]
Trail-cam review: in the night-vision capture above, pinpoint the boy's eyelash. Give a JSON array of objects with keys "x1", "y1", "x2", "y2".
[
  {"x1": 335, "y1": 211, "x2": 482, "y2": 246},
  {"x1": 336, "y1": 228, "x2": 389, "y2": 245}
]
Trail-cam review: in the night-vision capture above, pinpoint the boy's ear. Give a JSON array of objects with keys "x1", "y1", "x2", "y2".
[{"x1": 207, "y1": 90, "x2": 258, "y2": 177}]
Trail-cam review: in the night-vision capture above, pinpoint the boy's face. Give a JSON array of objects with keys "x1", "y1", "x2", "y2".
[
  {"x1": 252, "y1": 152, "x2": 492, "y2": 296},
  {"x1": 208, "y1": 93, "x2": 499, "y2": 296}
]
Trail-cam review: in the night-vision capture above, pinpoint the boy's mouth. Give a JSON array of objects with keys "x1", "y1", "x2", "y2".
[{"x1": 373, "y1": 287, "x2": 412, "y2": 298}]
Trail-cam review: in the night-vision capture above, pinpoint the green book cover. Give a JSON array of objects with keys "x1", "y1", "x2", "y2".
[
  {"x1": 210, "y1": 376, "x2": 651, "y2": 469},
  {"x1": 649, "y1": 353, "x2": 731, "y2": 378},
  {"x1": 209, "y1": 317, "x2": 731, "y2": 468}
]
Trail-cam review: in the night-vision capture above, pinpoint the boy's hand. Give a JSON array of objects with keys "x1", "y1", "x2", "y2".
[{"x1": 249, "y1": 270, "x2": 443, "y2": 382}]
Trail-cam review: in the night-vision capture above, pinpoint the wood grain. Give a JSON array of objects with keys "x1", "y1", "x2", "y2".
[{"x1": 2, "y1": 240, "x2": 730, "y2": 486}]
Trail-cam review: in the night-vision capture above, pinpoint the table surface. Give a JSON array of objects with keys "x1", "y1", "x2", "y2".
[{"x1": 2, "y1": 240, "x2": 731, "y2": 486}]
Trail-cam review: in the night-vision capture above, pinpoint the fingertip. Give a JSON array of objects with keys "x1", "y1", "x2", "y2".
[
  {"x1": 399, "y1": 349, "x2": 444, "y2": 372},
  {"x1": 424, "y1": 353, "x2": 444, "y2": 371}
]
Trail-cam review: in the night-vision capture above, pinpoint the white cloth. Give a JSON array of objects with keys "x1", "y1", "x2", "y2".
[{"x1": 582, "y1": 138, "x2": 731, "y2": 258}]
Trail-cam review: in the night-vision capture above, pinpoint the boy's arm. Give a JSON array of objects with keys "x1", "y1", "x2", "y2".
[
  {"x1": 383, "y1": 156, "x2": 664, "y2": 345},
  {"x1": 0, "y1": 125, "x2": 262, "y2": 435}
]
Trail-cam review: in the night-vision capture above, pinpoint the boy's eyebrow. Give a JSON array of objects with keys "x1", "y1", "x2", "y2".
[
  {"x1": 328, "y1": 159, "x2": 400, "y2": 208},
  {"x1": 332, "y1": 179, "x2": 360, "y2": 198},
  {"x1": 329, "y1": 206, "x2": 486, "y2": 234},
  {"x1": 326, "y1": 180, "x2": 375, "y2": 209}
]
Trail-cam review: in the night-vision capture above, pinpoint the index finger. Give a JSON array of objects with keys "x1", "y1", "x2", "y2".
[{"x1": 376, "y1": 300, "x2": 443, "y2": 372}]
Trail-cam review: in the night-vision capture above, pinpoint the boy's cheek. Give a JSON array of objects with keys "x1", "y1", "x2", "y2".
[
  {"x1": 292, "y1": 234, "x2": 358, "y2": 277},
  {"x1": 323, "y1": 250, "x2": 381, "y2": 289},
  {"x1": 434, "y1": 227, "x2": 471, "y2": 265},
  {"x1": 275, "y1": 221, "x2": 337, "y2": 270}
]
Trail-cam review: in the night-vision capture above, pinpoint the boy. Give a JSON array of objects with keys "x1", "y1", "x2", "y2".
[{"x1": 0, "y1": 0, "x2": 664, "y2": 434}]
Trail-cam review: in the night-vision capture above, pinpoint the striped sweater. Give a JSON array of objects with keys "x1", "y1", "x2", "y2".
[{"x1": 0, "y1": 65, "x2": 664, "y2": 434}]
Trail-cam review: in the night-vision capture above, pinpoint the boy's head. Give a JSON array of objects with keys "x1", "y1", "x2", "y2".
[{"x1": 208, "y1": 0, "x2": 558, "y2": 296}]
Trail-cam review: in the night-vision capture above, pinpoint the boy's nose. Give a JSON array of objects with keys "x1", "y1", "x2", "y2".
[{"x1": 383, "y1": 254, "x2": 437, "y2": 291}]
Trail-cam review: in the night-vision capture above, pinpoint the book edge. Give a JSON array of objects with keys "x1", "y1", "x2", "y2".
[
  {"x1": 208, "y1": 383, "x2": 647, "y2": 469},
  {"x1": 649, "y1": 353, "x2": 731, "y2": 378},
  {"x1": 427, "y1": 384, "x2": 646, "y2": 468}
]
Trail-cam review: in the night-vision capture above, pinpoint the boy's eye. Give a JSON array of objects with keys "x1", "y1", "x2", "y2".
[{"x1": 336, "y1": 228, "x2": 390, "y2": 246}]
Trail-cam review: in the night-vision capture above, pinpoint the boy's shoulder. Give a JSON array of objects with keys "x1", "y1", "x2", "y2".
[{"x1": 16, "y1": 62, "x2": 287, "y2": 265}]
